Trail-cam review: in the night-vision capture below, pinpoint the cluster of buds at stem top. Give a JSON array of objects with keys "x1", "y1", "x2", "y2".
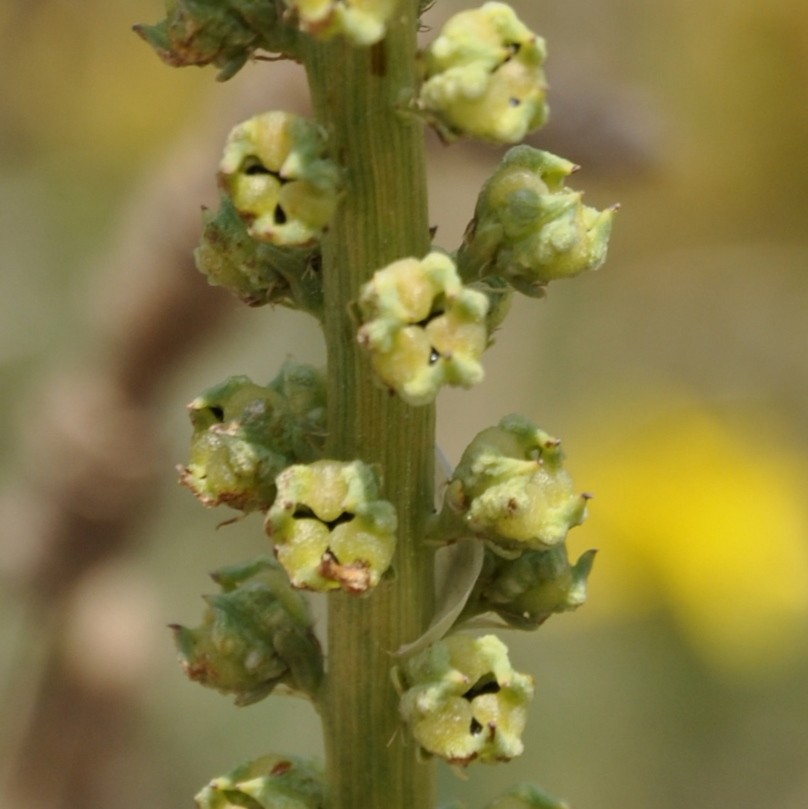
[
  {"x1": 396, "y1": 633, "x2": 534, "y2": 765},
  {"x1": 458, "y1": 544, "x2": 596, "y2": 630},
  {"x1": 219, "y1": 111, "x2": 341, "y2": 247},
  {"x1": 195, "y1": 195, "x2": 322, "y2": 312},
  {"x1": 172, "y1": 557, "x2": 324, "y2": 705},
  {"x1": 284, "y1": 0, "x2": 398, "y2": 46},
  {"x1": 457, "y1": 146, "x2": 615, "y2": 297},
  {"x1": 265, "y1": 460, "x2": 397, "y2": 594},
  {"x1": 434, "y1": 414, "x2": 589, "y2": 554},
  {"x1": 134, "y1": 0, "x2": 298, "y2": 81},
  {"x1": 357, "y1": 252, "x2": 490, "y2": 406},
  {"x1": 179, "y1": 362, "x2": 326, "y2": 514},
  {"x1": 196, "y1": 753, "x2": 324, "y2": 809},
  {"x1": 418, "y1": 2, "x2": 548, "y2": 144}
]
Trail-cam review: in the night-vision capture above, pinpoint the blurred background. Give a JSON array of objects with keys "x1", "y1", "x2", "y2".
[{"x1": 1, "y1": 0, "x2": 807, "y2": 807}]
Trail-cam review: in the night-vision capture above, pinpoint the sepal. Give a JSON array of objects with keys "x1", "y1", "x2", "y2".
[
  {"x1": 178, "y1": 363, "x2": 326, "y2": 513},
  {"x1": 172, "y1": 557, "x2": 323, "y2": 705},
  {"x1": 134, "y1": 0, "x2": 298, "y2": 81},
  {"x1": 196, "y1": 754, "x2": 324, "y2": 809},
  {"x1": 195, "y1": 196, "x2": 322, "y2": 314},
  {"x1": 457, "y1": 146, "x2": 615, "y2": 295},
  {"x1": 434, "y1": 414, "x2": 589, "y2": 553}
]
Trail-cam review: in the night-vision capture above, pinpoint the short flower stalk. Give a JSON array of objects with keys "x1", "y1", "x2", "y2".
[{"x1": 136, "y1": 1, "x2": 614, "y2": 808}]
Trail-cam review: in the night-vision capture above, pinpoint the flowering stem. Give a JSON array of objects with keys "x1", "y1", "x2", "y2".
[{"x1": 303, "y1": 4, "x2": 437, "y2": 809}]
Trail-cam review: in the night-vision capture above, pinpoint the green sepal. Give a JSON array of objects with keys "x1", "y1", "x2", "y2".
[
  {"x1": 134, "y1": 0, "x2": 298, "y2": 81},
  {"x1": 432, "y1": 414, "x2": 589, "y2": 553},
  {"x1": 196, "y1": 753, "x2": 325, "y2": 809},
  {"x1": 195, "y1": 195, "x2": 322, "y2": 315},
  {"x1": 179, "y1": 363, "x2": 326, "y2": 514},
  {"x1": 484, "y1": 783, "x2": 571, "y2": 809},
  {"x1": 458, "y1": 544, "x2": 596, "y2": 629},
  {"x1": 172, "y1": 557, "x2": 324, "y2": 705},
  {"x1": 457, "y1": 145, "x2": 615, "y2": 296}
]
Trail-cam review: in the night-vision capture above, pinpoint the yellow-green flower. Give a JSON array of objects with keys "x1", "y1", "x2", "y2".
[
  {"x1": 285, "y1": 0, "x2": 399, "y2": 46},
  {"x1": 419, "y1": 2, "x2": 548, "y2": 143},
  {"x1": 358, "y1": 252, "x2": 490, "y2": 406},
  {"x1": 219, "y1": 111, "x2": 341, "y2": 247},
  {"x1": 265, "y1": 460, "x2": 397, "y2": 594},
  {"x1": 397, "y1": 634, "x2": 534, "y2": 764}
]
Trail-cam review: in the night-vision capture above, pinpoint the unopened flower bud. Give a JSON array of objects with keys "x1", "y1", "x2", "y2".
[
  {"x1": 436, "y1": 414, "x2": 589, "y2": 552},
  {"x1": 461, "y1": 544, "x2": 596, "y2": 629},
  {"x1": 357, "y1": 252, "x2": 490, "y2": 406},
  {"x1": 219, "y1": 111, "x2": 341, "y2": 247},
  {"x1": 172, "y1": 557, "x2": 323, "y2": 705},
  {"x1": 265, "y1": 460, "x2": 397, "y2": 594},
  {"x1": 195, "y1": 196, "x2": 322, "y2": 312},
  {"x1": 484, "y1": 783, "x2": 570, "y2": 809},
  {"x1": 285, "y1": 0, "x2": 398, "y2": 45},
  {"x1": 397, "y1": 633, "x2": 534, "y2": 764},
  {"x1": 134, "y1": 0, "x2": 297, "y2": 81},
  {"x1": 419, "y1": 2, "x2": 548, "y2": 143},
  {"x1": 196, "y1": 754, "x2": 324, "y2": 809},
  {"x1": 179, "y1": 364, "x2": 326, "y2": 513},
  {"x1": 458, "y1": 145, "x2": 615, "y2": 296}
]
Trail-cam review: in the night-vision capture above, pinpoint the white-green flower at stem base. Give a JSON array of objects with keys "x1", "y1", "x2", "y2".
[
  {"x1": 457, "y1": 145, "x2": 615, "y2": 296},
  {"x1": 435, "y1": 414, "x2": 589, "y2": 553},
  {"x1": 196, "y1": 753, "x2": 324, "y2": 809},
  {"x1": 265, "y1": 460, "x2": 397, "y2": 594},
  {"x1": 418, "y1": 2, "x2": 548, "y2": 143},
  {"x1": 483, "y1": 783, "x2": 570, "y2": 809},
  {"x1": 285, "y1": 0, "x2": 399, "y2": 46},
  {"x1": 219, "y1": 111, "x2": 341, "y2": 247},
  {"x1": 172, "y1": 557, "x2": 324, "y2": 705},
  {"x1": 357, "y1": 252, "x2": 490, "y2": 406},
  {"x1": 178, "y1": 363, "x2": 326, "y2": 513},
  {"x1": 396, "y1": 633, "x2": 534, "y2": 765},
  {"x1": 459, "y1": 544, "x2": 596, "y2": 630}
]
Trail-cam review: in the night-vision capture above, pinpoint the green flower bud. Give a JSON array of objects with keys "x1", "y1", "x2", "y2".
[
  {"x1": 436, "y1": 414, "x2": 589, "y2": 552},
  {"x1": 265, "y1": 460, "x2": 397, "y2": 594},
  {"x1": 134, "y1": 0, "x2": 297, "y2": 81},
  {"x1": 285, "y1": 0, "x2": 399, "y2": 46},
  {"x1": 219, "y1": 111, "x2": 341, "y2": 247},
  {"x1": 357, "y1": 252, "x2": 490, "y2": 406},
  {"x1": 460, "y1": 544, "x2": 596, "y2": 629},
  {"x1": 397, "y1": 634, "x2": 534, "y2": 765},
  {"x1": 484, "y1": 783, "x2": 570, "y2": 809},
  {"x1": 195, "y1": 195, "x2": 322, "y2": 313},
  {"x1": 196, "y1": 754, "x2": 324, "y2": 809},
  {"x1": 172, "y1": 557, "x2": 323, "y2": 705},
  {"x1": 418, "y1": 2, "x2": 548, "y2": 143},
  {"x1": 179, "y1": 364, "x2": 326, "y2": 513},
  {"x1": 458, "y1": 145, "x2": 615, "y2": 296}
]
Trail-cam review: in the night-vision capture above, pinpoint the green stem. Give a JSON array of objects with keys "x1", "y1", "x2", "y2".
[{"x1": 303, "y1": 5, "x2": 436, "y2": 809}]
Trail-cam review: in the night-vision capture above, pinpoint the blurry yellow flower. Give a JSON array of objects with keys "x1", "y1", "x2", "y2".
[{"x1": 568, "y1": 392, "x2": 808, "y2": 678}]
